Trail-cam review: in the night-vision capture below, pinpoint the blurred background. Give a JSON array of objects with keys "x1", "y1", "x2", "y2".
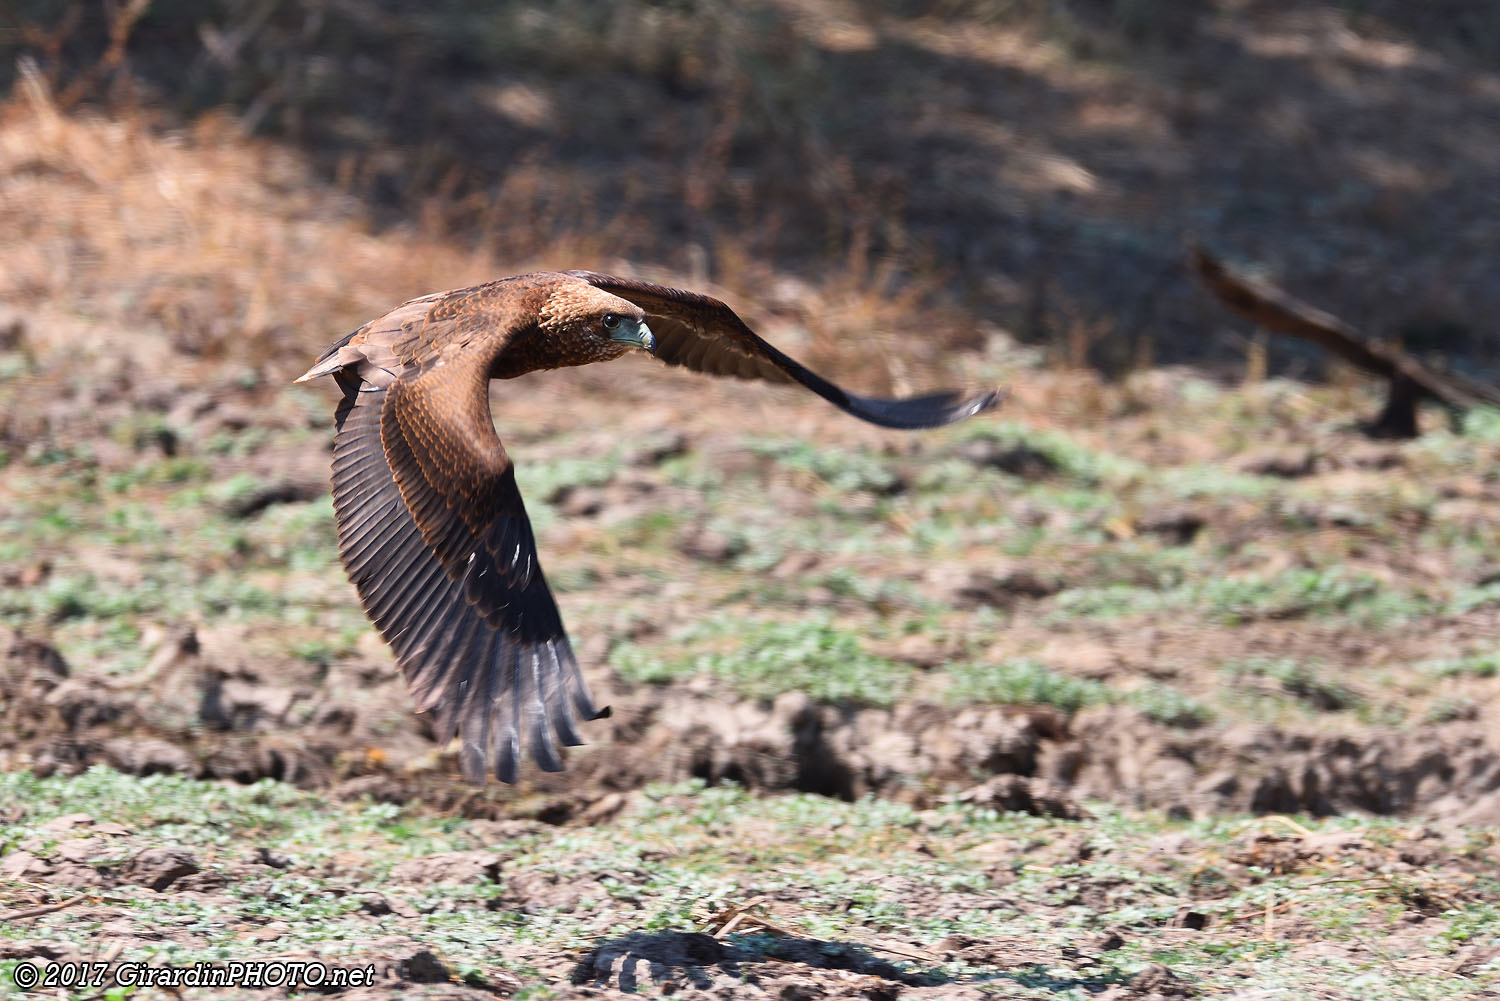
[{"x1": 4, "y1": 0, "x2": 1499, "y2": 378}]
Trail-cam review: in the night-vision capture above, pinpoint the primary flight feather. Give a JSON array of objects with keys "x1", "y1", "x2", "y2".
[{"x1": 297, "y1": 271, "x2": 1002, "y2": 782}]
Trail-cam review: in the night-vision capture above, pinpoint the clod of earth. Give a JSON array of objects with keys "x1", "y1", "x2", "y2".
[
  {"x1": 119, "y1": 846, "x2": 200, "y2": 891},
  {"x1": 297, "y1": 271, "x2": 1001, "y2": 783}
]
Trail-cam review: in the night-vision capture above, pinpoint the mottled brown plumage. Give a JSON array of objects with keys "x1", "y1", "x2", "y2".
[{"x1": 297, "y1": 271, "x2": 1001, "y2": 782}]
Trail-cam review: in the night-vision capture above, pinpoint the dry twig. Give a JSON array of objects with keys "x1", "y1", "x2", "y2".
[{"x1": 0, "y1": 893, "x2": 96, "y2": 923}]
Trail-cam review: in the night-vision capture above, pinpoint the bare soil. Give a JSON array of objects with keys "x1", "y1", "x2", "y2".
[{"x1": 9, "y1": 615, "x2": 1500, "y2": 830}]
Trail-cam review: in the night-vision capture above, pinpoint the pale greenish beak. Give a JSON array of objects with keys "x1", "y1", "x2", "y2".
[{"x1": 610, "y1": 319, "x2": 655, "y2": 354}]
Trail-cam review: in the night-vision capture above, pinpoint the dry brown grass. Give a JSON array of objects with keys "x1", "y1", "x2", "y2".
[
  {"x1": 1, "y1": 74, "x2": 487, "y2": 377},
  {"x1": 1, "y1": 71, "x2": 974, "y2": 396},
  {"x1": 6, "y1": 0, "x2": 1499, "y2": 390}
]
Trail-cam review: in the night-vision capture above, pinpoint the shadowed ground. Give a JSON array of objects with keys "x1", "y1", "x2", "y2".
[{"x1": 4, "y1": 1, "x2": 1500, "y2": 375}]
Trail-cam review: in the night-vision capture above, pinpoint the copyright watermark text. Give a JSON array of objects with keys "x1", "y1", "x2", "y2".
[{"x1": 10, "y1": 959, "x2": 378, "y2": 991}]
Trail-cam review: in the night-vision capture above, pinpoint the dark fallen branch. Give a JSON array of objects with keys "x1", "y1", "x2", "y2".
[{"x1": 1189, "y1": 245, "x2": 1500, "y2": 437}]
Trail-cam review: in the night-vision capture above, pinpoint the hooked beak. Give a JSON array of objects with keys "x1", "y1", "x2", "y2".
[{"x1": 610, "y1": 319, "x2": 655, "y2": 355}]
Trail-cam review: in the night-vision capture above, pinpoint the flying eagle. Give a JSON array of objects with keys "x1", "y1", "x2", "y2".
[{"x1": 297, "y1": 271, "x2": 1001, "y2": 782}]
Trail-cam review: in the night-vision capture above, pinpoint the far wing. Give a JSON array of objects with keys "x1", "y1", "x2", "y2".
[{"x1": 567, "y1": 271, "x2": 1003, "y2": 429}]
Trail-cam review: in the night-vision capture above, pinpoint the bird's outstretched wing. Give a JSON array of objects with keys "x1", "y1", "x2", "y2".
[
  {"x1": 566, "y1": 271, "x2": 1003, "y2": 429},
  {"x1": 322, "y1": 349, "x2": 602, "y2": 783}
]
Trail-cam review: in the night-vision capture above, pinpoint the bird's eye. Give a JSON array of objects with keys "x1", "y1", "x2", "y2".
[{"x1": 602, "y1": 313, "x2": 620, "y2": 331}]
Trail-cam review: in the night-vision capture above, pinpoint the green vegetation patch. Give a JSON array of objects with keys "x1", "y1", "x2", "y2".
[
  {"x1": 953, "y1": 421, "x2": 1145, "y2": 485},
  {"x1": 1050, "y1": 567, "x2": 1425, "y2": 627},
  {"x1": 748, "y1": 438, "x2": 902, "y2": 494},
  {"x1": 611, "y1": 615, "x2": 912, "y2": 707},
  {"x1": 945, "y1": 660, "x2": 1212, "y2": 727},
  {"x1": 1461, "y1": 406, "x2": 1500, "y2": 442},
  {"x1": 1419, "y1": 651, "x2": 1500, "y2": 679},
  {"x1": 946, "y1": 658, "x2": 1110, "y2": 714},
  {"x1": 1223, "y1": 657, "x2": 1361, "y2": 712}
]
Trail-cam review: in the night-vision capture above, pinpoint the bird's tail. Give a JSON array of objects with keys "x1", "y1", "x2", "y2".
[{"x1": 293, "y1": 329, "x2": 361, "y2": 383}]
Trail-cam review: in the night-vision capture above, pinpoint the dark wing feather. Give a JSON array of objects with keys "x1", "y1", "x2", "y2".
[
  {"x1": 566, "y1": 271, "x2": 1004, "y2": 429},
  {"x1": 328, "y1": 357, "x2": 601, "y2": 783}
]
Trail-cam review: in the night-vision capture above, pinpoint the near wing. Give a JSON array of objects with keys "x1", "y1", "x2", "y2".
[
  {"x1": 326, "y1": 352, "x2": 602, "y2": 782},
  {"x1": 567, "y1": 271, "x2": 1003, "y2": 429}
]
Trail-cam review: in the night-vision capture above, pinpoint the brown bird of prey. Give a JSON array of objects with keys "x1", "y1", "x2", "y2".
[{"x1": 297, "y1": 271, "x2": 1000, "y2": 782}]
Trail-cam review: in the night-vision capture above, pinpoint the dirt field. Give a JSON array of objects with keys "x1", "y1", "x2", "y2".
[{"x1": 3, "y1": 3, "x2": 1500, "y2": 998}]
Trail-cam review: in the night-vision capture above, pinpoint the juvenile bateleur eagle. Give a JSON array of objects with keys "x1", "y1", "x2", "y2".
[{"x1": 297, "y1": 271, "x2": 1001, "y2": 782}]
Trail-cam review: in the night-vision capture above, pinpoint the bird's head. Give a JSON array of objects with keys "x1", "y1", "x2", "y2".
[{"x1": 537, "y1": 280, "x2": 654, "y2": 363}]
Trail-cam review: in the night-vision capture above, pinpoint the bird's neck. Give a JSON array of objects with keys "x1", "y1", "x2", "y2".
[{"x1": 489, "y1": 324, "x2": 618, "y2": 379}]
